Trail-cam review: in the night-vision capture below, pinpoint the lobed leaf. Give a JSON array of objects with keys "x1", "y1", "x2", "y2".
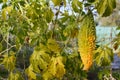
[
  {"x1": 44, "y1": 8, "x2": 54, "y2": 23},
  {"x1": 94, "y1": 46, "x2": 113, "y2": 66},
  {"x1": 72, "y1": 0, "x2": 82, "y2": 13},
  {"x1": 96, "y1": 0, "x2": 116, "y2": 17},
  {"x1": 25, "y1": 65, "x2": 36, "y2": 80},
  {"x1": 2, "y1": 53, "x2": 16, "y2": 71},
  {"x1": 47, "y1": 39, "x2": 61, "y2": 53},
  {"x1": 8, "y1": 72, "x2": 24, "y2": 80},
  {"x1": 52, "y1": 0, "x2": 62, "y2": 6},
  {"x1": 45, "y1": 56, "x2": 65, "y2": 79}
]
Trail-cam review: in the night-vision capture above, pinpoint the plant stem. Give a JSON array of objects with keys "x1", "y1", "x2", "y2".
[{"x1": 0, "y1": 45, "x2": 16, "y2": 55}]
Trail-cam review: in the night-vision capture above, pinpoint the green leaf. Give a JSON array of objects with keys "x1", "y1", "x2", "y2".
[
  {"x1": 2, "y1": 3, "x2": 7, "y2": 9},
  {"x1": 96, "y1": 0, "x2": 116, "y2": 17},
  {"x1": 77, "y1": 1, "x2": 83, "y2": 9},
  {"x1": 98, "y1": 69, "x2": 110, "y2": 80},
  {"x1": 52, "y1": 0, "x2": 62, "y2": 6},
  {"x1": 88, "y1": 0, "x2": 96, "y2": 3},
  {"x1": 0, "y1": 43, "x2": 2, "y2": 51},
  {"x1": 3, "y1": 0, "x2": 7, "y2": 3},
  {"x1": 52, "y1": 0, "x2": 66, "y2": 6},
  {"x1": 0, "y1": 0, "x2": 3, "y2": 3},
  {"x1": 112, "y1": 72, "x2": 120, "y2": 80},
  {"x1": 72, "y1": 0, "x2": 82, "y2": 13},
  {"x1": 63, "y1": 22, "x2": 78, "y2": 38},
  {"x1": 47, "y1": 39, "x2": 61, "y2": 53},
  {"x1": 84, "y1": 3, "x2": 91, "y2": 7},
  {"x1": 60, "y1": 11, "x2": 69, "y2": 22},
  {"x1": 94, "y1": 46, "x2": 113, "y2": 66},
  {"x1": 116, "y1": 26, "x2": 120, "y2": 30},
  {"x1": 87, "y1": 0, "x2": 99, "y2": 4},
  {"x1": 44, "y1": 8, "x2": 54, "y2": 23}
]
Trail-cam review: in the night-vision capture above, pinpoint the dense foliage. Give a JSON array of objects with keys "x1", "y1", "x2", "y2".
[{"x1": 0, "y1": 0, "x2": 119, "y2": 80}]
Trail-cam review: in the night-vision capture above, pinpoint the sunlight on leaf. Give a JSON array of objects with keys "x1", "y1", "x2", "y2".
[
  {"x1": 45, "y1": 56, "x2": 65, "y2": 79},
  {"x1": 43, "y1": 71, "x2": 53, "y2": 80},
  {"x1": 2, "y1": 9, "x2": 6, "y2": 20},
  {"x1": 72, "y1": 0, "x2": 82, "y2": 13},
  {"x1": 3, "y1": 0, "x2": 7, "y2": 3},
  {"x1": 2, "y1": 6, "x2": 13, "y2": 20},
  {"x1": 55, "y1": 56, "x2": 66, "y2": 78},
  {"x1": 8, "y1": 71, "x2": 24, "y2": 80},
  {"x1": 2, "y1": 53, "x2": 16, "y2": 71},
  {"x1": 25, "y1": 65, "x2": 36, "y2": 80},
  {"x1": 30, "y1": 49, "x2": 50, "y2": 73}
]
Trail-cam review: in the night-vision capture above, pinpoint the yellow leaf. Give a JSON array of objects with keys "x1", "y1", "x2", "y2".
[
  {"x1": 30, "y1": 49, "x2": 50, "y2": 73},
  {"x1": 47, "y1": 39, "x2": 60, "y2": 53},
  {"x1": 3, "y1": 0, "x2": 7, "y2": 3},
  {"x1": 46, "y1": 56, "x2": 65, "y2": 78},
  {"x1": 25, "y1": 65, "x2": 36, "y2": 80},
  {"x1": 2, "y1": 10, "x2": 7, "y2": 20},
  {"x1": 2, "y1": 54, "x2": 16, "y2": 71},
  {"x1": 44, "y1": 8, "x2": 54, "y2": 23},
  {"x1": 8, "y1": 71, "x2": 24, "y2": 80},
  {"x1": 48, "y1": 57, "x2": 57, "y2": 76},
  {"x1": 43, "y1": 71, "x2": 53, "y2": 80},
  {"x1": 2, "y1": 6, "x2": 13, "y2": 20},
  {"x1": 55, "y1": 56, "x2": 66, "y2": 78},
  {"x1": 6, "y1": 6, "x2": 13, "y2": 13},
  {"x1": 52, "y1": 0, "x2": 62, "y2": 6}
]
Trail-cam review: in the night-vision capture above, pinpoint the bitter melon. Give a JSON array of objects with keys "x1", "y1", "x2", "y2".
[{"x1": 78, "y1": 10, "x2": 96, "y2": 70}]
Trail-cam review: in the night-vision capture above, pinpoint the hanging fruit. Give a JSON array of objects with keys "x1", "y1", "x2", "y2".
[{"x1": 78, "y1": 10, "x2": 96, "y2": 71}]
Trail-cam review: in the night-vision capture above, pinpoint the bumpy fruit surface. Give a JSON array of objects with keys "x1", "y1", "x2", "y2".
[{"x1": 78, "y1": 10, "x2": 96, "y2": 70}]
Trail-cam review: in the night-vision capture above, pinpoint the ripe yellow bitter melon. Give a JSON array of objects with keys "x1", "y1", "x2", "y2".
[{"x1": 78, "y1": 11, "x2": 96, "y2": 70}]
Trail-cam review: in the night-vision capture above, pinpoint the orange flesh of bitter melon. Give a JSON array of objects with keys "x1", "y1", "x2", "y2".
[{"x1": 78, "y1": 11, "x2": 96, "y2": 71}]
